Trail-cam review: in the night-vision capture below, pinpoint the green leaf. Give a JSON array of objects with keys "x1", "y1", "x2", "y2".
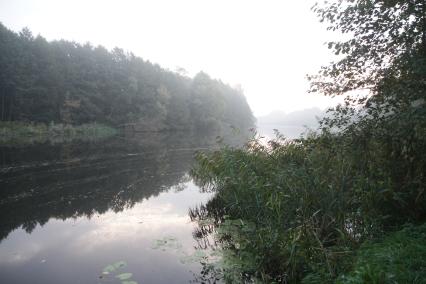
[
  {"x1": 116, "y1": 273, "x2": 133, "y2": 280},
  {"x1": 102, "y1": 264, "x2": 115, "y2": 273},
  {"x1": 113, "y1": 261, "x2": 127, "y2": 269},
  {"x1": 122, "y1": 281, "x2": 138, "y2": 284}
]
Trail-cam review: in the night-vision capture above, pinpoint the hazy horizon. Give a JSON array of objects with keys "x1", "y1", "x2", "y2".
[{"x1": 0, "y1": 0, "x2": 343, "y2": 116}]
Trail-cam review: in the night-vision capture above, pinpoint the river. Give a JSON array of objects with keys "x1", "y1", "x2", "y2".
[{"x1": 0, "y1": 131, "x2": 247, "y2": 284}]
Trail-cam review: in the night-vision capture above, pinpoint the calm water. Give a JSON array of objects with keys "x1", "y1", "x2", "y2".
[
  {"x1": 0, "y1": 131, "x2": 243, "y2": 284},
  {"x1": 256, "y1": 123, "x2": 314, "y2": 140}
]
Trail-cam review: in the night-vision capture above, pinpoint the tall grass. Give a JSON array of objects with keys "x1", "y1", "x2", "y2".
[
  {"x1": 191, "y1": 129, "x2": 425, "y2": 283},
  {"x1": 337, "y1": 223, "x2": 426, "y2": 284}
]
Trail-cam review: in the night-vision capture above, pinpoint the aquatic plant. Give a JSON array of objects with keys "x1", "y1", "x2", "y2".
[
  {"x1": 190, "y1": 126, "x2": 425, "y2": 282},
  {"x1": 100, "y1": 260, "x2": 138, "y2": 284}
]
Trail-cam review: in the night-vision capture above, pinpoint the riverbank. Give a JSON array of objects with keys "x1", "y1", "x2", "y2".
[
  {"x1": 190, "y1": 130, "x2": 426, "y2": 283},
  {"x1": 0, "y1": 121, "x2": 117, "y2": 145}
]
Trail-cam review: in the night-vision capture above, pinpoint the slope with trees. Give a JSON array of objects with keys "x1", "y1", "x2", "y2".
[{"x1": 0, "y1": 23, "x2": 254, "y2": 133}]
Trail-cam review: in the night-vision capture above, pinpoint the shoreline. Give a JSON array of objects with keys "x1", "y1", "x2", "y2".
[{"x1": 0, "y1": 121, "x2": 118, "y2": 146}]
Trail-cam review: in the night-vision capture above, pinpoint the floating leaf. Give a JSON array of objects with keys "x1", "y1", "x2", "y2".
[
  {"x1": 122, "y1": 281, "x2": 138, "y2": 284},
  {"x1": 151, "y1": 236, "x2": 182, "y2": 250},
  {"x1": 113, "y1": 261, "x2": 127, "y2": 269},
  {"x1": 116, "y1": 273, "x2": 133, "y2": 280},
  {"x1": 151, "y1": 239, "x2": 166, "y2": 249},
  {"x1": 103, "y1": 264, "x2": 115, "y2": 273}
]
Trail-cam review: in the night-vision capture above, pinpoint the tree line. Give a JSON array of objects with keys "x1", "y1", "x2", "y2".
[{"x1": 0, "y1": 23, "x2": 254, "y2": 131}]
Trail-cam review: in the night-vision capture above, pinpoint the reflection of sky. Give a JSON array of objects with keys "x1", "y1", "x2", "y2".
[
  {"x1": 258, "y1": 124, "x2": 316, "y2": 141},
  {"x1": 0, "y1": 181, "x2": 213, "y2": 284}
]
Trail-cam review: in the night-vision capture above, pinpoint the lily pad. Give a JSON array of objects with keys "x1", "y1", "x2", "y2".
[
  {"x1": 113, "y1": 260, "x2": 127, "y2": 269},
  {"x1": 151, "y1": 236, "x2": 182, "y2": 250},
  {"x1": 102, "y1": 264, "x2": 115, "y2": 273},
  {"x1": 116, "y1": 273, "x2": 133, "y2": 280}
]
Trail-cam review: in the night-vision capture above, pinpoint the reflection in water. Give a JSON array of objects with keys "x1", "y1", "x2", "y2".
[
  {"x1": 257, "y1": 123, "x2": 314, "y2": 140},
  {"x1": 189, "y1": 192, "x2": 262, "y2": 283},
  {"x1": 0, "y1": 130, "x2": 247, "y2": 284},
  {"x1": 189, "y1": 196, "x2": 227, "y2": 284}
]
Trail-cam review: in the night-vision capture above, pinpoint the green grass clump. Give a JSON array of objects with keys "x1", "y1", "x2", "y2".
[{"x1": 336, "y1": 223, "x2": 426, "y2": 284}]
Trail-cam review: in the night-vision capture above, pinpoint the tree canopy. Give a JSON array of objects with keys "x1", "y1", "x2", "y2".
[
  {"x1": 0, "y1": 23, "x2": 255, "y2": 131},
  {"x1": 309, "y1": 0, "x2": 426, "y2": 99},
  {"x1": 310, "y1": 0, "x2": 426, "y2": 224}
]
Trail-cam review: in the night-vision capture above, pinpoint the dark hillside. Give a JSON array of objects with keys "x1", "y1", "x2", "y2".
[{"x1": 0, "y1": 23, "x2": 254, "y2": 131}]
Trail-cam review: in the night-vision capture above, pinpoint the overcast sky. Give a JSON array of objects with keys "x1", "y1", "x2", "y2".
[{"x1": 0, "y1": 0, "x2": 342, "y2": 116}]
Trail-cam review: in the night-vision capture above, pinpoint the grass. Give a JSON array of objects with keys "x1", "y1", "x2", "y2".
[
  {"x1": 336, "y1": 223, "x2": 426, "y2": 284},
  {"x1": 190, "y1": 129, "x2": 426, "y2": 283},
  {"x1": 0, "y1": 121, "x2": 117, "y2": 145}
]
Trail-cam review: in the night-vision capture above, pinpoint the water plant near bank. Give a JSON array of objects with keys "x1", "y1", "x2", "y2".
[
  {"x1": 190, "y1": 123, "x2": 425, "y2": 282},
  {"x1": 0, "y1": 121, "x2": 117, "y2": 145}
]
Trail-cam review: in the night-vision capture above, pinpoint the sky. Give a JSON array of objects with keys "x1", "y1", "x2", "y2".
[{"x1": 0, "y1": 0, "x2": 342, "y2": 116}]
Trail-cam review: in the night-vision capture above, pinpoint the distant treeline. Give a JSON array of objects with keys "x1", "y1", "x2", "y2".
[{"x1": 0, "y1": 23, "x2": 254, "y2": 131}]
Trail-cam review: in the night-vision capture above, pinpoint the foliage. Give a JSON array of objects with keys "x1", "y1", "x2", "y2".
[
  {"x1": 337, "y1": 223, "x2": 426, "y2": 284},
  {"x1": 309, "y1": 0, "x2": 426, "y2": 97},
  {"x1": 191, "y1": 129, "x2": 425, "y2": 282},
  {"x1": 0, "y1": 23, "x2": 254, "y2": 131},
  {"x1": 311, "y1": 0, "x2": 426, "y2": 227},
  {"x1": 190, "y1": 0, "x2": 426, "y2": 282}
]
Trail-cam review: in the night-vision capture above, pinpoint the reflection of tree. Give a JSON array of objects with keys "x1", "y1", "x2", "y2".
[
  {"x1": 189, "y1": 196, "x2": 228, "y2": 284},
  {"x1": 0, "y1": 130, "x2": 245, "y2": 242},
  {"x1": 190, "y1": 190, "x2": 261, "y2": 283},
  {"x1": 189, "y1": 196, "x2": 226, "y2": 244}
]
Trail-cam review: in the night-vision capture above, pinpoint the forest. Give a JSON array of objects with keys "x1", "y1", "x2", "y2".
[{"x1": 0, "y1": 22, "x2": 254, "y2": 132}]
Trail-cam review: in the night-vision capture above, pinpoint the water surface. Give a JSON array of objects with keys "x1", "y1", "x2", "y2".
[{"x1": 0, "y1": 132, "x2": 241, "y2": 284}]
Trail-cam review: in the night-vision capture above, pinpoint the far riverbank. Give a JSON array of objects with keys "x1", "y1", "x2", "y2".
[{"x1": 0, "y1": 121, "x2": 117, "y2": 145}]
